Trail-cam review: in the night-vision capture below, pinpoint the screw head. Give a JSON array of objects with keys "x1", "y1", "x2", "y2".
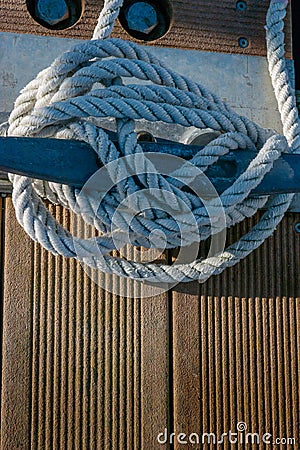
[
  {"x1": 125, "y1": 2, "x2": 159, "y2": 35},
  {"x1": 238, "y1": 37, "x2": 249, "y2": 48},
  {"x1": 294, "y1": 222, "x2": 300, "y2": 233},
  {"x1": 36, "y1": 0, "x2": 69, "y2": 26},
  {"x1": 236, "y1": 1, "x2": 247, "y2": 11}
]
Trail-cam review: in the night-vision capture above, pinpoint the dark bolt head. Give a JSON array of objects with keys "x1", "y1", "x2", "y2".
[
  {"x1": 236, "y1": 1, "x2": 247, "y2": 11},
  {"x1": 294, "y1": 222, "x2": 300, "y2": 233},
  {"x1": 119, "y1": 0, "x2": 172, "y2": 42},
  {"x1": 238, "y1": 37, "x2": 249, "y2": 48},
  {"x1": 125, "y1": 2, "x2": 159, "y2": 35},
  {"x1": 35, "y1": 0, "x2": 69, "y2": 26}
]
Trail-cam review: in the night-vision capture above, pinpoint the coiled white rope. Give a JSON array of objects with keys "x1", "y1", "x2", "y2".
[{"x1": 6, "y1": 0, "x2": 300, "y2": 283}]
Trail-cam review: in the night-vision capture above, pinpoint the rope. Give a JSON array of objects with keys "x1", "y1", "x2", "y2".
[{"x1": 6, "y1": 0, "x2": 299, "y2": 283}]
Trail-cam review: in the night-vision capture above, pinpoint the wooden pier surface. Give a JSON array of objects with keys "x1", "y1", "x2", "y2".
[{"x1": 0, "y1": 198, "x2": 299, "y2": 449}]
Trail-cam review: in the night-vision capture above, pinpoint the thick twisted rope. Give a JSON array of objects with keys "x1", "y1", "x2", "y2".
[{"x1": 6, "y1": 0, "x2": 299, "y2": 283}]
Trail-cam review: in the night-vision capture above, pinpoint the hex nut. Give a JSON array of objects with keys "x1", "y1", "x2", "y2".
[
  {"x1": 125, "y1": 2, "x2": 158, "y2": 35},
  {"x1": 36, "y1": 0, "x2": 69, "y2": 25}
]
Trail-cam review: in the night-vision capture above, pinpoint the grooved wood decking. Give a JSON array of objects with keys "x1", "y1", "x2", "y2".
[{"x1": 0, "y1": 200, "x2": 299, "y2": 449}]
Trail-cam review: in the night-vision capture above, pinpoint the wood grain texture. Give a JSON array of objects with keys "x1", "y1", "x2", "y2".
[
  {"x1": 0, "y1": 0, "x2": 292, "y2": 57},
  {"x1": 172, "y1": 213, "x2": 300, "y2": 449},
  {"x1": 0, "y1": 197, "x2": 4, "y2": 446},
  {"x1": 0, "y1": 200, "x2": 170, "y2": 450},
  {"x1": 1, "y1": 202, "x2": 299, "y2": 449},
  {"x1": 0, "y1": 198, "x2": 34, "y2": 450},
  {"x1": 173, "y1": 296, "x2": 300, "y2": 449}
]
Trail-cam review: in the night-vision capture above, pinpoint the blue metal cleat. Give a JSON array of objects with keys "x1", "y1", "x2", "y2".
[{"x1": 0, "y1": 135, "x2": 300, "y2": 197}]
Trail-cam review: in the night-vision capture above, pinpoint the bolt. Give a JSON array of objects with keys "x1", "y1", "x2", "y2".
[
  {"x1": 238, "y1": 37, "x2": 249, "y2": 48},
  {"x1": 295, "y1": 222, "x2": 300, "y2": 233},
  {"x1": 36, "y1": 0, "x2": 69, "y2": 26},
  {"x1": 125, "y1": 2, "x2": 158, "y2": 35},
  {"x1": 236, "y1": 1, "x2": 247, "y2": 11}
]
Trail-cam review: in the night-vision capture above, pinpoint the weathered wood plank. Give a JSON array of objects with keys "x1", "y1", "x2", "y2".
[
  {"x1": 172, "y1": 284, "x2": 201, "y2": 445},
  {"x1": 1, "y1": 185, "x2": 300, "y2": 450},
  {"x1": 0, "y1": 200, "x2": 170, "y2": 449},
  {"x1": 172, "y1": 213, "x2": 300, "y2": 449},
  {"x1": 140, "y1": 288, "x2": 170, "y2": 449},
  {"x1": 0, "y1": 197, "x2": 5, "y2": 446},
  {"x1": 0, "y1": 198, "x2": 34, "y2": 450},
  {"x1": 0, "y1": 0, "x2": 292, "y2": 57}
]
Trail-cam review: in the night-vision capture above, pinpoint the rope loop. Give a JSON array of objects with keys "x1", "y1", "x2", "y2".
[{"x1": 6, "y1": 0, "x2": 300, "y2": 283}]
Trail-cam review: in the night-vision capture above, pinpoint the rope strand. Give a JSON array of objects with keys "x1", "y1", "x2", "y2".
[{"x1": 6, "y1": 0, "x2": 298, "y2": 283}]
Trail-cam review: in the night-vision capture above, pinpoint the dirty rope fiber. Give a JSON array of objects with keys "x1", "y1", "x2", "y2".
[{"x1": 5, "y1": 0, "x2": 300, "y2": 283}]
